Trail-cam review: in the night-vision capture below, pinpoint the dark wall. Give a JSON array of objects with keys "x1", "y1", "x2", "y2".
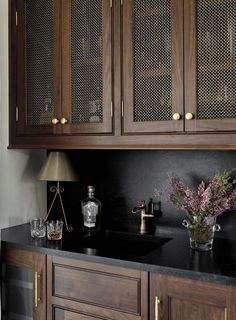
[{"x1": 48, "y1": 150, "x2": 236, "y2": 238}]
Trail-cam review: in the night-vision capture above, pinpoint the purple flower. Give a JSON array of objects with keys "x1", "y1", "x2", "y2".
[{"x1": 163, "y1": 170, "x2": 236, "y2": 219}]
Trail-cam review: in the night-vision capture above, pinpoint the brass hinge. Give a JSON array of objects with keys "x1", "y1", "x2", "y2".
[
  {"x1": 16, "y1": 107, "x2": 19, "y2": 121},
  {"x1": 111, "y1": 101, "x2": 113, "y2": 117},
  {"x1": 110, "y1": 0, "x2": 113, "y2": 8},
  {"x1": 15, "y1": 11, "x2": 18, "y2": 26},
  {"x1": 121, "y1": 100, "x2": 124, "y2": 117}
]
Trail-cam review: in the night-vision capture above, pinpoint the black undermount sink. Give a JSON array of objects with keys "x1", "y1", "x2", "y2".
[{"x1": 78, "y1": 231, "x2": 172, "y2": 257}]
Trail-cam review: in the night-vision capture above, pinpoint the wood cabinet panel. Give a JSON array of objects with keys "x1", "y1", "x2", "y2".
[
  {"x1": 14, "y1": 0, "x2": 61, "y2": 136},
  {"x1": 2, "y1": 246, "x2": 236, "y2": 320},
  {"x1": 54, "y1": 307, "x2": 115, "y2": 320},
  {"x1": 150, "y1": 273, "x2": 235, "y2": 320},
  {"x1": 122, "y1": 0, "x2": 184, "y2": 134},
  {"x1": 169, "y1": 298, "x2": 225, "y2": 320},
  {"x1": 9, "y1": 0, "x2": 236, "y2": 148},
  {"x1": 184, "y1": 0, "x2": 236, "y2": 132},
  {"x1": 1, "y1": 246, "x2": 46, "y2": 320},
  {"x1": 10, "y1": 0, "x2": 113, "y2": 140},
  {"x1": 53, "y1": 264, "x2": 140, "y2": 313},
  {"x1": 47, "y1": 255, "x2": 148, "y2": 320},
  {"x1": 61, "y1": 0, "x2": 113, "y2": 134}
]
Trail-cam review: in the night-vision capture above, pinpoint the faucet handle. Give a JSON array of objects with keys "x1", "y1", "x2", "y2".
[
  {"x1": 138, "y1": 200, "x2": 146, "y2": 208},
  {"x1": 132, "y1": 200, "x2": 146, "y2": 214}
]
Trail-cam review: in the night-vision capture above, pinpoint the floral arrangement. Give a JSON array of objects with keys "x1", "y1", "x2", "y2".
[{"x1": 165, "y1": 170, "x2": 236, "y2": 223}]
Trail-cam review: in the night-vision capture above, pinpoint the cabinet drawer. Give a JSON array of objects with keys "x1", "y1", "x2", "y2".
[
  {"x1": 51, "y1": 256, "x2": 143, "y2": 314},
  {"x1": 54, "y1": 307, "x2": 111, "y2": 320}
]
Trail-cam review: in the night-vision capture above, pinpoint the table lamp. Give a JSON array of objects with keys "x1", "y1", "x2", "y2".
[{"x1": 38, "y1": 151, "x2": 79, "y2": 232}]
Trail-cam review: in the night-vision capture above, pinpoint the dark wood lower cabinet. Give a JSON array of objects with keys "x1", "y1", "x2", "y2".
[
  {"x1": 150, "y1": 273, "x2": 236, "y2": 320},
  {"x1": 47, "y1": 255, "x2": 148, "y2": 320},
  {"x1": 2, "y1": 246, "x2": 236, "y2": 320},
  {"x1": 1, "y1": 246, "x2": 46, "y2": 320}
]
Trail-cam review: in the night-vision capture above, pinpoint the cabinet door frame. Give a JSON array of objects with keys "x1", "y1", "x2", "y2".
[
  {"x1": 47, "y1": 255, "x2": 148, "y2": 320},
  {"x1": 52, "y1": 307, "x2": 120, "y2": 320},
  {"x1": 61, "y1": 0, "x2": 113, "y2": 135},
  {"x1": 122, "y1": 0, "x2": 184, "y2": 134},
  {"x1": 1, "y1": 246, "x2": 47, "y2": 320},
  {"x1": 184, "y1": 0, "x2": 236, "y2": 132},
  {"x1": 150, "y1": 273, "x2": 236, "y2": 320},
  {"x1": 11, "y1": 0, "x2": 62, "y2": 136}
]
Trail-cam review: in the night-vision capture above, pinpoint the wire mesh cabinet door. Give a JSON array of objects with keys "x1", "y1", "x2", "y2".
[
  {"x1": 122, "y1": 0, "x2": 184, "y2": 134},
  {"x1": 11, "y1": 0, "x2": 62, "y2": 136},
  {"x1": 61, "y1": 0, "x2": 113, "y2": 135},
  {"x1": 185, "y1": 0, "x2": 236, "y2": 132},
  {"x1": 1, "y1": 247, "x2": 46, "y2": 320}
]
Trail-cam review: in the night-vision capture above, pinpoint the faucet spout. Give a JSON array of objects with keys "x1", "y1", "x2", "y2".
[{"x1": 132, "y1": 200, "x2": 154, "y2": 234}]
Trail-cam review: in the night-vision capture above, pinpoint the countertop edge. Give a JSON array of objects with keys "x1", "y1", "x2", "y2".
[{"x1": 2, "y1": 239, "x2": 236, "y2": 286}]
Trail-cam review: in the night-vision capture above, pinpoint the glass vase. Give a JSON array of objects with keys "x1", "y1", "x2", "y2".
[{"x1": 182, "y1": 216, "x2": 221, "y2": 251}]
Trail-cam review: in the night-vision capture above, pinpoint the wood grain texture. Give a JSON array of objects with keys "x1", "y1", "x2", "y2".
[
  {"x1": 62, "y1": 0, "x2": 113, "y2": 134},
  {"x1": 171, "y1": 0, "x2": 184, "y2": 127},
  {"x1": 47, "y1": 255, "x2": 148, "y2": 320},
  {"x1": 61, "y1": 0, "x2": 71, "y2": 134},
  {"x1": 53, "y1": 306, "x2": 143, "y2": 320},
  {"x1": 33, "y1": 251, "x2": 47, "y2": 320},
  {"x1": 184, "y1": 0, "x2": 198, "y2": 132},
  {"x1": 2, "y1": 245, "x2": 47, "y2": 320},
  {"x1": 113, "y1": 0, "x2": 122, "y2": 137},
  {"x1": 170, "y1": 298, "x2": 226, "y2": 320},
  {"x1": 123, "y1": 0, "x2": 184, "y2": 133},
  {"x1": 13, "y1": 0, "x2": 60, "y2": 136},
  {"x1": 9, "y1": 0, "x2": 17, "y2": 144},
  {"x1": 52, "y1": 0, "x2": 62, "y2": 135},
  {"x1": 53, "y1": 265, "x2": 140, "y2": 313},
  {"x1": 9, "y1": 131, "x2": 236, "y2": 150},
  {"x1": 9, "y1": 0, "x2": 236, "y2": 149},
  {"x1": 54, "y1": 307, "x2": 112, "y2": 320},
  {"x1": 1, "y1": 246, "x2": 34, "y2": 268},
  {"x1": 150, "y1": 273, "x2": 232, "y2": 320},
  {"x1": 122, "y1": 0, "x2": 134, "y2": 133},
  {"x1": 184, "y1": 0, "x2": 236, "y2": 133}
]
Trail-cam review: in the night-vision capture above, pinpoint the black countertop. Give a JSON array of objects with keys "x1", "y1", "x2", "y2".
[{"x1": 1, "y1": 223, "x2": 236, "y2": 285}]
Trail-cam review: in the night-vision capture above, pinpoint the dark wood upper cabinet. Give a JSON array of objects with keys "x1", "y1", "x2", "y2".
[
  {"x1": 13, "y1": 0, "x2": 61, "y2": 136},
  {"x1": 9, "y1": 0, "x2": 236, "y2": 148},
  {"x1": 123, "y1": 0, "x2": 236, "y2": 134},
  {"x1": 185, "y1": 0, "x2": 236, "y2": 132},
  {"x1": 61, "y1": 0, "x2": 113, "y2": 134},
  {"x1": 122, "y1": 0, "x2": 184, "y2": 134},
  {"x1": 11, "y1": 0, "x2": 112, "y2": 138}
]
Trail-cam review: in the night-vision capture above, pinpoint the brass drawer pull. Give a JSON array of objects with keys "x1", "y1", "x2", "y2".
[
  {"x1": 155, "y1": 296, "x2": 161, "y2": 320},
  {"x1": 34, "y1": 272, "x2": 41, "y2": 308}
]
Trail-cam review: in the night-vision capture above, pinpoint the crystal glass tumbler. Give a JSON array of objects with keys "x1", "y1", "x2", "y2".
[
  {"x1": 30, "y1": 218, "x2": 46, "y2": 238},
  {"x1": 46, "y1": 220, "x2": 63, "y2": 240}
]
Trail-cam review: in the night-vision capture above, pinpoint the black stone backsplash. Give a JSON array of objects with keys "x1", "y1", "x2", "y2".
[{"x1": 47, "y1": 150, "x2": 236, "y2": 238}]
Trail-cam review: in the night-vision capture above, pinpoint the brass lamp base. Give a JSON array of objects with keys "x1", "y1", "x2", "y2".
[{"x1": 45, "y1": 181, "x2": 73, "y2": 232}]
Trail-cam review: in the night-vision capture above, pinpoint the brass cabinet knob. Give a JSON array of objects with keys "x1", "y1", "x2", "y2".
[
  {"x1": 185, "y1": 112, "x2": 194, "y2": 120},
  {"x1": 51, "y1": 118, "x2": 59, "y2": 125},
  {"x1": 60, "y1": 118, "x2": 68, "y2": 125},
  {"x1": 172, "y1": 113, "x2": 181, "y2": 121}
]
